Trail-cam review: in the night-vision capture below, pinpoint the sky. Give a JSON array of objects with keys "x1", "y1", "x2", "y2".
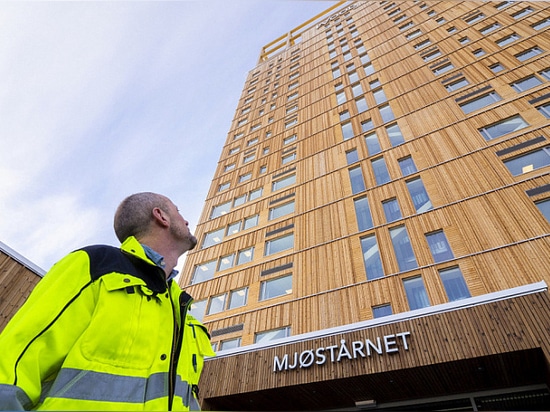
[{"x1": 0, "y1": 0, "x2": 338, "y2": 273}]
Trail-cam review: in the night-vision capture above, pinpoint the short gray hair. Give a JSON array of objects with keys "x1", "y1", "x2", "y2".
[{"x1": 113, "y1": 192, "x2": 170, "y2": 243}]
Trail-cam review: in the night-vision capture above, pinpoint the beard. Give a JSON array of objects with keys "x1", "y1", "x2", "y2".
[
  {"x1": 187, "y1": 235, "x2": 198, "y2": 251},
  {"x1": 171, "y1": 223, "x2": 198, "y2": 252}
]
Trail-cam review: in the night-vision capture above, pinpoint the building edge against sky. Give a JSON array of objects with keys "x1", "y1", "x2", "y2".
[{"x1": 179, "y1": 0, "x2": 550, "y2": 410}]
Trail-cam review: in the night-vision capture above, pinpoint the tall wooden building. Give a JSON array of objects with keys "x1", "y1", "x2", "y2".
[{"x1": 180, "y1": 1, "x2": 550, "y2": 410}]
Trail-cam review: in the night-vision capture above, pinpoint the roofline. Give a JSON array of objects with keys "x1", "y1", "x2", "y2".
[{"x1": 0, "y1": 241, "x2": 46, "y2": 277}]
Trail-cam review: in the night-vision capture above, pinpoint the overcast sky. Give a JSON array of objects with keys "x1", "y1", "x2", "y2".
[{"x1": 0, "y1": 0, "x2": 337, "y2": 272}]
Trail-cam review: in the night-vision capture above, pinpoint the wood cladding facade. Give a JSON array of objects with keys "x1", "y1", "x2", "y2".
[
  {"x1": 179, "y1": 0, "x2": 550, "y2": 408},
  {"x1": 0, "y1": 245, "x2": 42, "y2": 332}
]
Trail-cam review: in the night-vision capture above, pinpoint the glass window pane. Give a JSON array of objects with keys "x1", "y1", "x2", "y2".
[
  {"x1": 269, "y1": 201, "x2": 295, "y2": 220},
  {"x1": 406, "y1": 177, "x2": 433, "y2": 212},
  {"x1": 403, "y1": 276, "x2": 430, "y2": 310},
  {"x1": 503, "y1": 148, "x2": 550, "y2": 176},
  {"x1": 379, "y1": 104, "x2": 395, "y2": 123},
  {"x1": 228, "y1": 287, "x2": 248, "y2": 309},
  {"x1": 445, "y1": 77, "x2": 469, "y2": 92},
  {"x1": 426, "y1": 231, "x2": 454, "y2": 262},
  {"x1": 538, "y1": 103, "x2": 550, "y2": 118},
  {"x1": 511, "y1": 75, "x2": 543, "y2": 92},
  {"x1": 233, "y1": 194, "x2": 246, "y2": 207},
  {"x1": 354, "y1": 196, "x2": 374, "y2": 231},
  {"x1": 189, "y1": 299, "x2": 207, "y2": 322},
  {"x1": 210, "y1": 201, "x2": 231, "y2": 218},
  {"x1": 439, "y1": 267, "x2": 470, "y2": 301},
  {"x1": 255, "y1": 327, "x2": 291, "y2": 344},
  {"x1": 265, "y1": 233, "x2": 294, "y2": 256},
  {"x1": 398, "y1": 156, "x2": 417, "y2": 176},
  {"x1": 373, "y1": 88, "x2": 387, "y2": 104},
  {"x1": 352, "y1": 83, "x2": 364, "y2": 97},
  {"x1": 202, "y1": 228, "x2": 225, "y2": 248},
  {"x1": 341, "y1": 121, "x2": 354, "y2": 140},
  {"x1": 383, "y1": 198, "x2": 402, "y2": 222},
  {"x1": 249, "y1": 188, "x2": 263, "y2": 200},
  {"x1": 372, "y1": 157, "x2": 391, "y2": 185},
  {"x1": 346, "y1": 149, "x2": 359, "y2": 164},
  {"x1": 356, "y1": 97, "x2": 368, "y2": 113},
  {"x1": 349, "y1": 166, "x2": 366, "y2": 194},
  {"x1": 243, "y1": 214, "x2": 259, "y2": 230},
  {"x1": 479, "y1": 115, "x2": 528, "y2": 140},
  {"x1": 207, "y1": 293, "x2": 227, "y2": 315},
  {"x1": 365, "y1": 132, "x2": 382, "y2": 155},
  {"x1": 272, "y1": 174, "x2": 296, "y2": 191},
  {"x1": 390, "y1": 225, "x2": 418, "y2": 272},
  {"x1": 386, "y1": 123, "x2": 405, "y2": 146},
  {"x1": 217, "y1": 254, "x2": 235, "y2": 271},
  {"x1": 226, "y1": 222, "x2": 241, "y2": 236},
  {"x1": 459, "y1": 92, "x2": 501, "y2": 114},
  {"x1": 236, "y1": 247, "x2": 254, "y2": 265},
  {"x1": 192, "y1": 260, "x2": 216, "y2": 284},
  {"x1": 220, "y1": 338, "x2": 241, "y2": 351},
  {"x1": 373, "y1": 304, "x2": 393, "y2": 318},
  {"x1": 535, "y1": 198, "x2": 550, "y2": 222},
  {"x1": 361, "y1": 234, "x2": 384, "y2": 280},
  {"x1": 260, "y1": 275, "x2": 292, "y2": 300}
]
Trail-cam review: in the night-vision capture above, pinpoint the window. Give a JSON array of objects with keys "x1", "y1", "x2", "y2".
[
  {"x1": 459, "y1": 91, "x2": 501, "y2": 114},
  {"x1": 496, "y1": 33, "x2": 520, "y2": 47},
  {"x1": 285, "y1": 118, "x2": 297, "y2": 129},
  {"x1": 439, "y1": 267, "x2": 470, "y2": 301},
  {"x1": 473, "y1": 48, "x2": 486, "y2": 57},
  {"x1": 480, "y1": 22, "x2": 501, "y2": 34},
  {"x1": 349, "y1": 166, "x2": 366, "y2": 194},
  {"x1": 535, "y1": 198, "x2": 550, "y2": 222},
  {"x1": 224, "y1": 163, "x2": 235, "y2": 173},
  {"x1": 259, "y1": 274, "x2": 292, "y2": 300},
  {"x1": 228, "y1": 288, "x2": 248, "y2": 309},
  {"x1": 361, "y1": 234, "x2": 384, "y2": 280},
  {"x1": 265, "y1": 233, "x2": 294, "y2": 256},
  {"x1": 355, "y1": 196, "x2": 374, "y2": 231},
  {"x1": 403, "y1": 276, "x2": 430, "y2": 310},
  {"x1": 226, "y1": 222, "x2": 240, "y2": 236},
  {"x1": 503, "y1": 147, "x2": 550, "y2": 176},
  {"x1": 433, "y1": 62, "x2": 454, "y2": 76},
  {"x1": 479, "y1": 115, "x2": 528, "y2": 140},
  {"x1": 373, "y1": 304, "x2": 392, "y2": 318},
  {"x1": 372, "y1": 157, "x2": 391, "y2": 185},
  {"x1": 219, "y1": 338, "x2": 241, "y2": 351},
  {"x1": 236, "y1": 247, "x2": 254, "y2": 265},
  {"x1": 426, "y1": 230, "x2": 454, "y2": 262},
  {"x1": 272, "y1": 174, "x2": 296, "y2": 191},
  {"x1": 511, "y1": 75, "x2": 542, "y2": 92},
  {"x1": 511, "y1": 7, "x2": 534, "y2": 19},
  {"x1": 379, "y1": 104, "x2": 395, "y2": 123},
  {"x1": 210, "y1": 201, "x2": 231, "y2": 219},
  {"x1": 532, "y1": 17, "x2": 550, "y2": 31},
  {"x1": 386, "y1": 123, "x2": 405, "y2": 146},
  {"x1": 399, "y1": 21, "x2": 414, "y2": 31},
  {"x1": 207, "y1": 293, "x2": 227, "y2": 315},
  {"x1": 346, "y1": 149, "x2": 359, "y2": 164},
  {"x1": 458, "y1": 36, "x2": 470, "y2": 45},
  {"x1": 363, "y1": 63, "x2": 375, "y2": 77},
  {"x1": 365, "y1": 132, "x2": 382, "y2": 155},
  {"x1": 390, "y1": 225, "x2": 418, "y2": 272},
  {"x1": 269, "y1": 201, "x2": 295, "y2": 220},
  {"x1": 445, "y1": 77, "x2": 469, "y2": 92},
  {"x1": 362, "y1": 119, "x2": 374, "y2": 132},
  {"x1": 192, "y1": 260, "x2": 216, "y2": 284},
  {"x1": 406, "y1": 177, "x2": 432, "y2": 213},
  {"x1": 284, "y1": 134, "x2": 297, "y2": 145},
  {"x1": 355, "y1": 97, "x2": 368, "y2": 113},
  {"x1": 538, "y1": 102, "x2": 550, "y2": 119},
  {"x1": 249, "y1": 187, "x2": 263, "y2": 200},
  {"x1": 189, "y1": 299, "x2": 207, "y2": 322},
  {"x1": 255, "y1": 326, "x2": 291, "y2": 344},
  {"x1": 414, "y1": 39, "x2": 431, "y2": 50},
  {"x1": 340, "y1": 110, "x2": 351, "y2": 122},
  {"x1": 243, "y1": 214, "x2": 259, "y2": 230},
  {"x1": 336, "y1": 90, "x2": 346, "y2": 105},
  {"x1": 239, "y1": 173, "x2": 251, "y2": 183},
  {"x1": 233, "y1": 194, "x2": 246, "y2": 207},
  {"x1": 465, "y1": 13, "x2": 485, "y2": 24},
  {"x1": 282, "y1": 152, "x2": 297, "y2": 165},
  {"x1": 541, "y1": 69, "x2": 550, "y2": 81},
  {"x1": 383, "y1": 198, "x2": 402, "y2": 223},
  {"x1": 217, "y1": 254, "x2": 235, "y2": 272},
  {"x1": 422, "y1": 49, "x2": 442, "y2": 62},
  {"x1": 398, "y1": 156, "x2": 417, "y2": 176},
  {"x1": 352, "y1": 82, "x2": 365, "y2": 97},
  {"x1": 349, "y1": 71, "x2": 359, "y2": 83},
  {"x1": 202, "y1": 228, "x2": 224, "y2": 249},
  {"x1": 373, "y1": 88, "x2": 388, "y2": 104},
  {"x1": 406, "y1": 29, "x2": 422, "y2": 40},
  {"x1": 515, "y1": 47, "x2": 543, "y2": 62},
  {"x1": 341, "y1": 121, "x2": 354, "y2": 140},
  {"x1": 218, "y1": 182, "x2": 230, "y2": 192},
  {"x1": 489, "y1": 62, "x2": 505, "y2": 73}
]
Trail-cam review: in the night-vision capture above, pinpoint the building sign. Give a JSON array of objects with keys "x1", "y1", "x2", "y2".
[
  {"x1": 273, "y1": 331, "x2": 411, "y2": 372},
  {"x1": 316, "y1": 4, "x2": 360, "y2": 29}
]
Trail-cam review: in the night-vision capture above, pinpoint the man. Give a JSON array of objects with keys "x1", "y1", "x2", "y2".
[{"x1": 0, "y1": 192, "x2": 215, "y2": 410}]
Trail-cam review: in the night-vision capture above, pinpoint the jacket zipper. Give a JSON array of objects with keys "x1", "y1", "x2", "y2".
[{"x1": 168, "y1": 289, "x2": 193, "y2": 410}]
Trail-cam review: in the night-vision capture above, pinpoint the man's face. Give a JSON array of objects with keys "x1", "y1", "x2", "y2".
[{"x1": 166, "y1": 200, "x2": 197, "y2": 252}]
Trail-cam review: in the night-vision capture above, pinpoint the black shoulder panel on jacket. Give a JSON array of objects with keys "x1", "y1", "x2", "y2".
[{"x1": 79, "y1": 245, "x2": 167, "y2": 294}]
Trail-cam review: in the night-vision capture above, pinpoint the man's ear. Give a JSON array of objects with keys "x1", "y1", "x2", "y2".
[{"x1": 152, "y1": 207, "x2": 170, "y2": 227}]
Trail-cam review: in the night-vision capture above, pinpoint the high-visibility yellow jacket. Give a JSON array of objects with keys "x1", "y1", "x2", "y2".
[{"x1": 0, "y1": 236, "x2": 215, "y2": 410}]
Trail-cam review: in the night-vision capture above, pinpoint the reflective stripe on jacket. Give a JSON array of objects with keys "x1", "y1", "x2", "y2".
[{"x1": 0, "y1": 236, "x2": 215, "y2": 410}]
